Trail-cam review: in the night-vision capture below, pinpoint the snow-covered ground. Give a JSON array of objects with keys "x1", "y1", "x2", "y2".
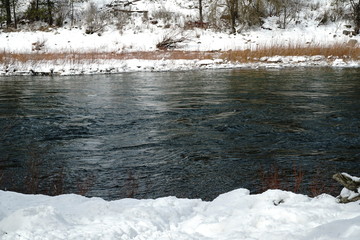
[
  {"x1": 2, "y1": 56, "x2": 359, "y2": 76},
  {"x1": 1, "y1": 188, "x2": 359, "y2": 240},
  {"x1": 1, "y1": 0, "x2": 360, "y2": 75},
  {"x1": 1, "y1": 0, "x2": 358, "y2": 53},
  {"x1": 1, "y1": 20, "x2": 356, "y2": 53},
  {"x1": 1, "y1": 0, "x2": 360, "y2": 74}
]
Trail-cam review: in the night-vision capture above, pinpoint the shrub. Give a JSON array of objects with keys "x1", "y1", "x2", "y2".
[
  {"x1": 156, "y1": 31, "x2": 188, "y2": 50},
  {"x1": 114, "y1": 11, "x2": 129, "y2": 33},
  {"x1": 206, "y1": 0, "x2": 225, "y2": 30},
  {"x1": 151, "y1": 7, "x2": 183, "y2": 27},
  {"x1": 32, "y1": 39, "x2": 47, "y2": 51},
  {"x1": 152, "y1": 7, "x2": 173, "y2": 22},
  {"x1": 84, "y1": 1, "x2": 106, "y2": 34}
]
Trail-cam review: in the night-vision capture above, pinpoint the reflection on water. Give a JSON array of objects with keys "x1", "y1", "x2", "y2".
[{"x1": 0, "y1": 68, "x2": 360, "y2": 200}]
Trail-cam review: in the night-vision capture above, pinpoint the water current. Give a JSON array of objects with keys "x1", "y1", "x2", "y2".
[{"x1": 0, "y1": 68, "x2": 359, "y2": 200}]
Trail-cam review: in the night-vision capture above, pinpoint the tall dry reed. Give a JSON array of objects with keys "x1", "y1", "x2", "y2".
[{"x1": 1, "y1": 43, "x2": 359, "y2": 64}]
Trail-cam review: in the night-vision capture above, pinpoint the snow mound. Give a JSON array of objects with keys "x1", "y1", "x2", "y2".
[{"x1": 0, "y1": 189, "x2": 359, "y2": 240}]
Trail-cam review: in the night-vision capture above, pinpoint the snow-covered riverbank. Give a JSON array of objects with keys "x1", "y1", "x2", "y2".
[
  {"x1": 0, "y1": 188, "x2": 359, "y2": 240},
  {"x1": 1, "y1": 0, "x2": 360, "y2": 76},
  {"x1": 1, "y1": 56, "x2": 360, "y2": 76}
]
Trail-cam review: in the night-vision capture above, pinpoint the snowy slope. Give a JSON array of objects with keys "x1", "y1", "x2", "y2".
[
  {"x1": 1, "y1": 188, "x2": 359, "y2": 240},
  {"x1": 1, "y1": 0, "x2": 358, "y2": 53}
]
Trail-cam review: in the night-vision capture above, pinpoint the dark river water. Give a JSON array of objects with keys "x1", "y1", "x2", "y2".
[{"x1": 0, "y1": 68, "x2": 360, "y2": 200}]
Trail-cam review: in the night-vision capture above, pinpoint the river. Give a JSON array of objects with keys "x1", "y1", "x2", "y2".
[{"x1": 0, "y1": 68, "x2": 359, "y2": 200}]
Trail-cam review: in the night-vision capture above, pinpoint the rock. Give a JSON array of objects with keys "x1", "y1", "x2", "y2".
[
  {"x1": 267, "y1": 56, "x2": 282, "y2": 63},
  {"x1": 333, "y1": 173, "x2": 360, "y2": 203},
  {"x1": 310, "y1": 55, "x2": 325, "y2": 61},
  {"x1": 197, "y1": 59, "x2": 213, "y2": 66},
  {"x1": 332, "y1": 59, "x2": 346, "y2": 66},
  {"x1": 343, "y1": 30, "x2": 356, "y2": 36},
  {"x1": 213, "y1": 59, "x2": 224, "y2": 64}
]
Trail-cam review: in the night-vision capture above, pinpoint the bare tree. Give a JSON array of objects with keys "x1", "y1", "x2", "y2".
[
  {"x1": 279, "y1": 0, "x2": 293, "y2": 29},
  {"x1": 350, "y1": 0, "x2": 360, "y2": 34},
  {"x1": 12, "y1": 0, "x2": 17, "y2": 28},
  {"x1": 237, "y1": 0, "x2": 266, "y2": 29},
  {"x1": 70, "y1": 0, "x2": 74, "y2": 27},
  {"x1": 84, "y1": 1, "x2": 106, "y2": 34},
  {"x1": 198, "y1": 0, "x2": 203, "y2": 23},
  {"x1": 225, "y1": 0, "x2": 238, "y2": 34},
  {"x1": 46, "y1": 0, "x2": 53, "y2": 25},
  {"x1": 266, "y1": 0, "x2": 299, "y2": 29},
  {"x1": 3, "y1": 0, "x2": 12, "y2": 26}
]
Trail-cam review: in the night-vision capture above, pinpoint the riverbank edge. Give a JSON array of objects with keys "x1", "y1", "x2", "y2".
[{"x1": 1, "y1": 54, "x2": 359, "y2": 76}]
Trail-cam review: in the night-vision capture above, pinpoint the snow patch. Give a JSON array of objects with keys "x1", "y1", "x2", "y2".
[{"x1": 0, "y1": 189, "x2": 359, "y2": 240}]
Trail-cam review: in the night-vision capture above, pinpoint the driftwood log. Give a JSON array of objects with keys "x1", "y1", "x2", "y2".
[{"x1": 332, "y1": 173, "x2": 360, "y2": 203}]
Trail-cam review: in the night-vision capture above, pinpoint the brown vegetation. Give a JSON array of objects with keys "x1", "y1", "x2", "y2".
[
  {"x1": 1, "y1": 44, "x2": 359, "y2": 64},
  {"x1": 259, "y1": 163, "x2": 340, "y2": 197},
  {"x1": 221, "y1": 43, "x2": 360, "y2": 62},
  {"x1": 0, "y1": 51, "x2": 214, "y2": 63}
]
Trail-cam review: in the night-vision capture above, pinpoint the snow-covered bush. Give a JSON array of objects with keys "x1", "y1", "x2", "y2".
[
  {"x1": 83, "y1": 1, "x2": 107, "y2": 34},
  {"x1": 206, "y1": 0, "x2": 226, "y2": 30},
  {"x1": 254, "y1": 0, "x2": 304, "y2": 29},
  {"x1": 151, "y1": 7, "x2": 184, "y2": 27},
  {"x1": 235, "y1": 0, "x2": 266, "y2": 30},
  {"x1": 31, "y1": 38, "x2": 46, "y2": 51},
  {"x1": 152, "y1": 7, "x2": 173, "y2": 23},
  {"x1": 209, "y1": 0, "x2": 305, "y2": 33},
  {"x1": 114, "y1": 11, "x2": 129, "y2": 33}
]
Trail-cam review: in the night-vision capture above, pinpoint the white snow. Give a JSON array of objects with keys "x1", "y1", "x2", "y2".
[
  {"x1": 340, "y1": 188, "x2": 360, "y2": 201},
  {"x1": 0, "y1": 0, "x2": 359, "y2": 53},
  {"x1": 0, "y1": 188, "x2": 359, "y2": 240},
  {"x1": 2, "y1": 20, "x2": 357, "y2": 54},
  {"x1": 342, "y1": 173, "x2": 360, "y2": 183},
  {"x1": 4, "y1": 56, "x2": 356, "y2": 76}
]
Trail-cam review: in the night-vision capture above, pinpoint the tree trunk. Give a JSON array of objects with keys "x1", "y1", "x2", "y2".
[
  {"x1": 4, "y1": 0, "x2": 12, "y2": 26},
  {"x1": 47, "y1": 0, "x2": 53, "y2": 25},
  {"x1": 350, "y1": 0, "x2": 360, "y2": 34},
  {"x1": 226, "y1": 0, "x2": 237, "y2": 34},
  {"x1": 35, "y1": 0, "x2": 40, "y2": 21},
  {"x1": 71, "y1": 0, "x2": 74, "y2": 28},
  {"x1": 12, "y1": 0, "x2": 17, "y2": 28},
  {"x1": 198, "y1": 0, "x2": 203, "y2": 23},
  {"x1": 354, "y1": 1, "x2": 360, "y2": 34}
]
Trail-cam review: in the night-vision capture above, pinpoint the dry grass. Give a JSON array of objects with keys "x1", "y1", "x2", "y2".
[
  {"x1": 1, "y1": 43, "x2": 359, "y2": 64},
  {"x1": 221, "y1": 43, "x2": 360, "y2": 62},
  {"x1": 0, "y1": 51, "x2": 216, "y2": 63}
]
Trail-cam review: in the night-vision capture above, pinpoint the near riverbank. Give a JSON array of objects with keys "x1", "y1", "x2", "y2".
[{"x1": 2, "y1": 44, "x2": 360, "y2": 76}]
